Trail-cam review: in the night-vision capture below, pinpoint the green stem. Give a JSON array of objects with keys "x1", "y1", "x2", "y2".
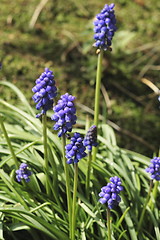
[
  {"x1": 62, "y1": 135, "x2": 72, "y2": 239},
  {"x1": 137, "y1": 180, "x2": 153, "y2": 235},
  {"x1": 85, "y1": 151, "x2": 92, "y2": 198},
  {"x1": 148, "y1": 180, "x2": 159, "y2": 210},
  {"x1": 42, "y1": 114, "x2": 50, "y2": 196},
  {"x1": 93, "y1": 50, "x2": 103, "y2": 162},
  {"x1": 94, "y1": 50, "x2": 104, "y2": 127},
  {"x1": 107, "y1": 207, "x2": 111, "y2": 240},
  {"x1": 0, "y1": 117, "x2": 19, "y2": 169},
  {"x1": 71, "y1": 163, "x2": 78, "y2": 240}
]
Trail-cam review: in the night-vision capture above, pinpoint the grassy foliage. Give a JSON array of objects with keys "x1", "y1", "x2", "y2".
[
  {"x1": 0, "y1": 1, "x2": 159, "y2": 239},
  {"x1": 0, "y1": 82, "x2": 159, "y2": 239}
]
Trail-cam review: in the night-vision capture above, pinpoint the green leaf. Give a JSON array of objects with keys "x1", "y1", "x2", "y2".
[
  {"x1": 120, "y1": 201, "x2": 138, "y2": 240},
  {"x1": 0, "y1": 81, "x2": 35, "y2": 116},
  {"x1": 0, "y1": 210, "x2": 4, "y2": 240},
  {"x1": 0, "y1": 208, "x2": 69, "y2": 240}
]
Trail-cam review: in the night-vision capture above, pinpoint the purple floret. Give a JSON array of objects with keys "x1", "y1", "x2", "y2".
[
  {"x1": 51, "y1": 93, "x2": 77, "y2": 137},
  {"x1": 65, "y1": 132, "x2": 87, "y2": 164},
  {"x1": 146, "y1": 157, "x2": 160, "y2": 181},
  {"x1": 93, "y1": 3, "x2": 117, "y2": 50},
  {"x1": 32, "y1": 68, "x2": 57, "y2": 118},
  {"x1": 83, "y1": 125, "x2": 98, "y2": 152},
  {"x1": 16, "y1": 163, "x2": 32, "y2": 183},
  {"x1": 99, "y1": 176, "x2": 123, "y2": 209}
]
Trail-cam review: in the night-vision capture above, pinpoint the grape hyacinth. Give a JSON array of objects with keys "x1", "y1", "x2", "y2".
[
  {"x1": 51, "y1": 93, "x2": 77, "y2": 137},
  {"x1": 32, "y1": 68, "x2": 57, "y2": 118},
  {"x1": 84, "y1": 125, "x2": 98, "y2": 152},
  {"x1": 16, "y1": 163, "x2": 32, "y2": 183},
  {"x1": 65, "y1": 132, "x2": 87, "y2": 164},
  {"x1": 99, "y1": 176, "x2": 123, "y2": 209},
  {"x1": 146, "y1": 157, "x2": 160, "y2": 181},
  {"x1": 93, "y1": 3, "x2": 117, "y2": 50}
]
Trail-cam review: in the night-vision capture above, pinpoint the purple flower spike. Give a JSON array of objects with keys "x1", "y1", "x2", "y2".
[
  {"x1": 146, "y1": 157, "x2": 160, "y2": 181},
  {"x1": 16, "y1": 163, "x2": 32, "y2": 183},
  {"x1": 99, "y1": 176, "x2": 123, "y2": 209},
  {"x1": 93, "y1": 3, "x2": 117, "y2": 51},
  {"x1": 65, "y1": 132, "x2": 87, "y2": 164},
  {"x1": 51, "y1": 93, "x2": 77, "y2": 137},
  {"x1": 84, "y1": 125, "x2": 98, "y2": 152},
  {"x1": 32, "y1": 68, "x2": 57, "y2": 118}
]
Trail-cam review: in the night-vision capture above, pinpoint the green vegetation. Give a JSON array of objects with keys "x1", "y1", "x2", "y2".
[
  {"x1": 0, "y1": 83, "x2": 159, "y2": 239},
  {"x1": 0, "y1": 1, "x2": 159, "y2": 239}
]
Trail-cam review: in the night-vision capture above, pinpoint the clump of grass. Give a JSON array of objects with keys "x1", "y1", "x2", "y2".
[{"x1": 0, "y1": 2, "x2": 159, "y2": 240}]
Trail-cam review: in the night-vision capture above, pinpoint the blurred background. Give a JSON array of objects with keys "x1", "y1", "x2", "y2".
[{"x1": 0, "y1": 0, "x2": 159, "y2": 156}]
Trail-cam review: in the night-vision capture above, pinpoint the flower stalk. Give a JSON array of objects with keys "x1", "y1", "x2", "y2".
[
  {"x1": 148, "y1": 180, "x2": 159, "y2": 210},
  {"x1": 71, "y1": 163, "x2": 78, "y2": 240},
  {"x1": 107, "y1": 207, "x2": 111, "y2": 240},
  {"x1": 94, "y1": 50, "x2": 104, "y2": 128},
  {"x1": 85, "y1": 151, "x2": 92, "y2": 197},
  {"x1": 93, "y1": 3, "x2": 117, "y2": 162},
  {"x1": 137, "y1": 179, "x2": 153, "y2": 235},
  {"x1": 84, "y1": 125, "x2": 98, "y2": 196},
  {"x1": 42, "y1": 114, "x2": 51, "y2": 195},
  {"x1": 62, "y1": 135, "x2": 72, "y2": 238},
  {"x1": 93, "y1": 50, "x2": 103, "y2": 162},
  {"x1": 65, "y1": 132, "x2": 87, "y2": 238},
  {"x1": 0, "y1": 116, "x2": 19, "y2": 169}
]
